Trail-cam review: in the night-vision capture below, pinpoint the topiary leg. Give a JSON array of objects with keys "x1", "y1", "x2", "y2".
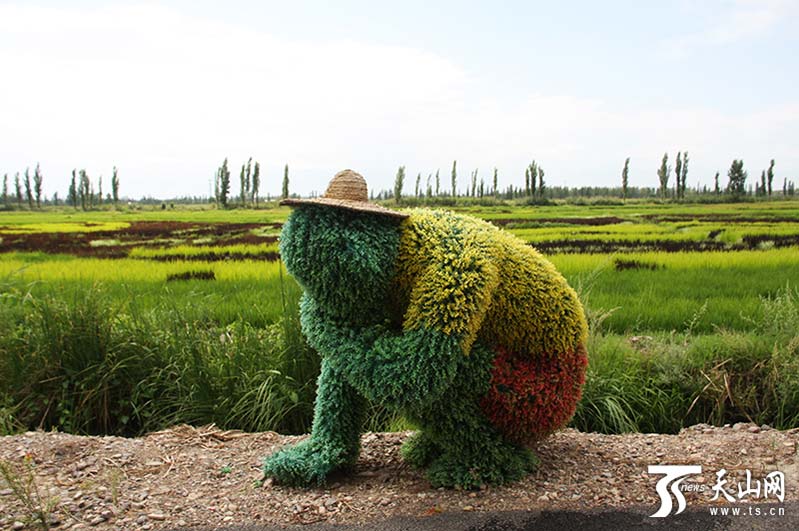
[
  {"x1": 400, "y1": 430, "x2": 442, "y2": 469},
  {"x1": 425, "y1": 426, "x2": 539, "y2": 489},
  {"x1": 414, "y1": 342, "x2": 539, "y2": 489},
  {"x1": 262, "y1": 358, "x2": 366, "y2": 486}
]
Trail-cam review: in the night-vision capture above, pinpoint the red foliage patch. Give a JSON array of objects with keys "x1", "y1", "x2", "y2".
[{"x1": 481, "y1": 344, "x2": 588, "y2": 444}]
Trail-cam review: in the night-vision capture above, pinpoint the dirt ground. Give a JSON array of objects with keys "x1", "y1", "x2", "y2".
[{"x1": 1, "y1": 423, "x2": 797, "y2": 530}]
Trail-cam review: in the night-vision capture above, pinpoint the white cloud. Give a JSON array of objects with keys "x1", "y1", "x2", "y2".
[
  {"x1": 0, "y1": 3, "x2": 797, "y2": 198},
  {"x1": 0, "y1": 3, "x2": 468, "y2": 196},
  {"x1": 660, "y1": 0, "x2": 797, "y2": 59}
]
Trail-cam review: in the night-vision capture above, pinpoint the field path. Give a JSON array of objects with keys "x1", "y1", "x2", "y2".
[{"x1": 1, "y1": 424, "x2": 797, "y2": 530}]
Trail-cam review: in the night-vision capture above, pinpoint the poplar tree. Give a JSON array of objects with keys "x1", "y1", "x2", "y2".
[
  {"x1": 621, "y1": 157, "x2": 630, "y2": 199},
  {"x1": 33, "y1": 163, "x2": 43, "y2": 208},
  {"x1": 470, "y1": 169, "x2": 478, "y2": 197},
  {"x1": 394, "y1": 165, "x2": 405, "y2": 204},
  {"x1": 281, "y1": 164, "x2": 289, "y2": 200},
  {"x1": 451, "y1": 160, "x2": 457, "y2": 197},
  {"x1": 245, "y1": 158, "x2": 252, "y2": 204},
  {"x1": 24, "y1": 168, "x2": 33, "y2": 208},
  {"x1": 527, "y1": 161, "x2": 538, "y2": 198},
  {"x1": 426, "y1": 174, "x2": 433, "y2": 198},
  {"x1": 524, "y1": 167, "x2": 530, "y2": 197},
  {"x1": 2, "y1": 173, "x2": 8, "y2": 207},
  {"x1": 767, "y1": 159, "x2": 775, "y2": 196},
  {"x1": 415, "y1": 173, "x2": 421, "y2": 198},
  {"x1": 726, "y1": 159, "x2": 747, "y2": 196},
  {"x1": 239, "y1": 164, "x2": 247, "y2": 205},
  {"x1": 492, "y1": 167, "x2": 498, "y2": 197},
  {"x1": 680, "y1": 152, "x2": 689, "y2": 199},
  {"x1": 537, "y1": 167, "x2": 545, "y2": 199},
  {"x1": 218, "y1": 158, "x2": 231, "y2": 207},
  {"x1": 98, "y1": 176, "x2": 103, "y2": 206},
  {"x1": 69, "y1": 170, "x2": 78, "y2": 208},
  {"x1": 14, "y1": 173, "x2": 22, "y2": 206},
  {"x1": 111, "y1": 166, "x2": 120, "y2": 205},
  {"x1": 79, "y1": 169, "x2": 90, "y2": 210},
  {"x1": 657, "y1": 153, "x2": 670, "y2": 198},
  {"x1": 714, "y1": 171, "x2": 720, "y2": 195},
  {"x1": 674, "y1": 151, "x2": 682, "y2": 198},
  {"x1": 214, "y1": 171, "x2": 220, "y2": 206},
  {"x1": 252, "y1": 161, "x2": 261, "y2": 205},
  {"x1": 435, "y1": 170, "x2": 440, "y2": 197}
]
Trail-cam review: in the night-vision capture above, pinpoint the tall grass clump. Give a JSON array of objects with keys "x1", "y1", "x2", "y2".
[
  {"x1": 2, "y1": 276, "x2": 797, "y2": 437},
  {"x1": 573, "y1": 286, "x2": 799, "y2": 433},
  {"x1": 0, "y1": 274, "x2": 320, "y2": 436}
]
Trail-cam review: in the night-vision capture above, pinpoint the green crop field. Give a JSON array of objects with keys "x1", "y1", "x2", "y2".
[{"x1": 1, "y1": 199, "x2": 798, "y2": 437}]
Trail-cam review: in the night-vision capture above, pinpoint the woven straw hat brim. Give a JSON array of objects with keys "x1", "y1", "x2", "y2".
[{"x1": 280, "y1": 197, "x2": 409, "y2": 219}]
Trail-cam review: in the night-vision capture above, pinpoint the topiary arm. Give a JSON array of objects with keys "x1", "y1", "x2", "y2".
[
  {"x1": 300, "y1": 220, "x2": 501, "y2": 411},
  {"x1": 299, "y1": 294, "x2": 463, "y2": 410},
  {"x1": 262, "y1": 357, "x2": 366, "y2": 486}
]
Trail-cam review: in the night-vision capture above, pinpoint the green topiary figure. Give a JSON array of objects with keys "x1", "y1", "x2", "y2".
[{"x1": 263, "y1": 170, "x2": 588, "y2": 489}]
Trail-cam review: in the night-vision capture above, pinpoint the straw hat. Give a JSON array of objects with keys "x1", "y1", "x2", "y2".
[{"x1": 280, "y1": 169, "x2": 409, "y2": 219}]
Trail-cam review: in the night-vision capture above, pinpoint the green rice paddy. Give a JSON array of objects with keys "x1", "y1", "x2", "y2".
[{"x1": 1, "y1": 199, "x2": 798, "y2": 436}]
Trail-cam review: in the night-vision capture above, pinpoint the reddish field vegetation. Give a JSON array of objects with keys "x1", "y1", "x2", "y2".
[
  {"x1": 0, "y1": 221, "x2": 282, "y2": 260},
  {"x1": 491, "y1": 216, "x2": 626, "y2": 227}
]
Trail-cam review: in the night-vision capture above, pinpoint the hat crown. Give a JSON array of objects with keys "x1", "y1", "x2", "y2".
[{"x1": 324, "y1": 169, "x2": 368, "y2": 202}]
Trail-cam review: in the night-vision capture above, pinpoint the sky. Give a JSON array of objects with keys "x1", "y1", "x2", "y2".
[{"x1": 1, "y1": 0, "x2": 798, "y2": 199}]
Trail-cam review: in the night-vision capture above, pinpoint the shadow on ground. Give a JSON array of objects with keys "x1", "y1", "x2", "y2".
[{"x1": 171, "y1": 502, "x2": 796, "y2": 531}]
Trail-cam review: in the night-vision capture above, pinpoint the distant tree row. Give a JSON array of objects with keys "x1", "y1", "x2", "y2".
[
  {"x1": 1, "y1": 164, "x2": 44, "y2": 209},
  {"x1": 67, "y1": 167, "x2": 120, "y2": 210},
  {"x1": 384, "y1": 157, "x2": 796, "y2": 204},
  {"x1": 393, "y1": 160, "x2": 547, "y2": 203},
  {"x1": 655, "y1": 151, "x2": 690, "y2": 199},
  {"x1": 649, "y1": 155, "x2": 790, "y2": 200},
  {"x1": 213, "y1": 158, "x2": 290, "y2": 208},
  {"x1": 1, "y1": 165, "x2": 121, "y2": 210}
]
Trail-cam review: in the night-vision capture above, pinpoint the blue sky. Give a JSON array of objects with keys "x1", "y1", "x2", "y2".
[{"x1": 1, "y1": 0, "x2": 797, "y2": 198}]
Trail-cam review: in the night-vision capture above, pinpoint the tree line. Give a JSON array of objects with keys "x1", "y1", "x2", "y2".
[
  {"x1": 2, "y1": 155, "x2": 796, "y2": 210},
  {"x1": 1, "y1": 165, "x2": 122, "y2": 210},
  {"x1": 385, "y1": 156, "x2": 796, "y2": 203},
  {"x1": 1, "y1": 164, "x2": 44, "y2": 209},
  {"x1": 212, "y1": 157, "x2": 291, "y2": 208}
]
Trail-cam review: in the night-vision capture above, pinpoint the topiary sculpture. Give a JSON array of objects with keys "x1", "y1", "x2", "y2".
[{"x1": 262, "y1": 169, "x2": 588, "y2": 489}]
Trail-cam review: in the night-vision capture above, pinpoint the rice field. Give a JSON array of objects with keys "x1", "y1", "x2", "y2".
[
  {"x1": 1, "y1": 199, "x2": 798, "y2": 436},
  {"x1": 2, "y1": 201, "x2": 797, "y2": 333}
]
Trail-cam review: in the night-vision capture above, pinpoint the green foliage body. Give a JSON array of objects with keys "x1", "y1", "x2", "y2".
[{"x1": 263, "y1": 205, "x2": 587, "y2": 488}]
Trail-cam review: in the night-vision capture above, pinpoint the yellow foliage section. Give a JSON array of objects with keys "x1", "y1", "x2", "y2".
[{"x1": 395, "y1": 209, "x2": 587, "y2": 356}]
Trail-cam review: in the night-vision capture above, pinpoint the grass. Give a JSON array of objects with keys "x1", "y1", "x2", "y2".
[
  {"x1": 1, "y1": 248, "x2": 796, "y2": 333},
  {"x1": 1, "y1": 199, "x2": 798, "y2": 436},
  {"x1": 571, "y1": 287, "x2": 799, "y2": 433},
  {"x1": 0, "y1": 456, "x2": 59, "y2": 530},
  {"x1": 0, "y1": 204, "x2": 291, "y2": 225},
  {"x1": 0, "y1": 273, "x2": 319, "y2": 436},
  {"x1": 129, "y1": 243, "x2": 279, "y2": 260},
  {"x1": 2, "y1": 279, "x2": 797, "y2": 437},
  {"x1": 0, "y1": 221, "x2": 131, "y2": 234},
  {"x1": 550, "y1": 249, "x2": 799, "y2": 333}
]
